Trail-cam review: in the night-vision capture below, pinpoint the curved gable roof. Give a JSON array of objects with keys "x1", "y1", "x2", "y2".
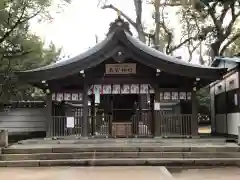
[{"x1": 17, "y1": 19, "x2": 227, "y2": 83}]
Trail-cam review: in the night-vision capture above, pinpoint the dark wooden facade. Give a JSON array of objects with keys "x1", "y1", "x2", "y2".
[{"x1": 17, "y1": 17, "x2": 226, "y2": 138}]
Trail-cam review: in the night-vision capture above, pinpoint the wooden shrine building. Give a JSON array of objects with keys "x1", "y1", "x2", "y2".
[{"x1": 17, "y1": 17, "x2": 226, "y2": 138}]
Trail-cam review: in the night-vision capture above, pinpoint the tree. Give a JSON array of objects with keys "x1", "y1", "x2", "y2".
[
  {"x1": 148, "y1": 0, "x2": 240, "y2": 62},
  {"x1": 224, "y1": 28, "x2": 240, "y2": 56},
  {"x1": 101, "y1": 0, "x2": 240, "y2": 62},
  {"x1": 0, "y1": 33, "x2": 62, "y2": 103},
  {"x1": 174, "y1": 0, "x2": 240, "y2": 60},
  {"x1": 99, "y1": 1, "x2": 198, "y2": 56},
  {"x1": 0, "y1": 0, "x2": 69, "y2": 103}
]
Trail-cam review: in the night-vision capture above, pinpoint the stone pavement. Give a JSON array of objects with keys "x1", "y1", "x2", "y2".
[
  {"x1": 1, "y1": 167, "x2": 240, "y2": 180},
  {"x1": 0, "y1": 167, "x2": 174, "y2": 180},
  {"x1": 170, "y1": 167, "x2": 240, "y2": 180}
]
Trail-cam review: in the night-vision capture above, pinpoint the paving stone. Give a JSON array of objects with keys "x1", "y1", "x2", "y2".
[
  {"x1": 146, "y1": 158, "x2": 194, "y2": 166},
  {"x1": 1, "y1": 154, "x2": 36, "y2": 161},
  {"x1": 194, "y1": 159, "x2": 240, "y2": 166},
  {"x1": 182, "y1": 152, "x2": 240, "y2": 158},
  {"x1": 95, "y1": 147, "x2": 122, "y2": 152},
  {"x1": 3, "y1": 148, "x2": 52, "y2": 154},
  {"x1": 121, "y1": 147, "x2": 139, "y2": 152},
  {"x1": 91, "y1": 159, "x2": 146, "y2": 166},
  {"x1": 115, "y1": 152, "x2": 139, "y2": 158},
  {"x1": 1, "y1": 158, "x2": 240, "y2": 167},
  {"x1": 190, "y1": 146, "x2": 240, "y2": 152},
  {"x1": 138, "y1": 152, "x2": 183, "y2": 158},
  {"x1": 5, "y1": 160, "x2": 39, "y2": 167},
  {"x1": 94, "y1": 152, "x2": 115, "y2": 158},
  {"x1": 0, "y1": 161, "x2": 6, "y2": 167},
  {"x1": 39, "y1": 159, "x2": 88, "y2": 166},
  {"x1": 139, "y1": 146, "x2": 190, "y2": 152}
]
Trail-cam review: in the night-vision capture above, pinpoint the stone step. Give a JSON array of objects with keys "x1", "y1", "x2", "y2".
[
  {"x1": 3, "y1": 146, "x2": 240, "y2": 154},
  {"x1": 2, "y1": 152, "x2": 240, "y2": 161},
  {"x1": 0, "y1": 158, "x2": 240, "y2": 167},
  {"x1": 18, "y1": 138, "x2": 227, "y2": 145}
]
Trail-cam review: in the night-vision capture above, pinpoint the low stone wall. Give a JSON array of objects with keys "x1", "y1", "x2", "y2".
[
  {"x1": 0, "y1": 108, "x2": 47, "y2": 133},
  {"x1": 0, "y1": 130, "x2": 8, "y2": 147}
]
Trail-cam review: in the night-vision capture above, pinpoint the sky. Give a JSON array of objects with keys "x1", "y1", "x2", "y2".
[{"x1": 31, "y1": 0, "x2": 198, "y2": 63}]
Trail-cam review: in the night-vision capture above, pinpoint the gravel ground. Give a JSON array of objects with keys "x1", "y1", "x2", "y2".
[{"x1": 170, "y1": 167, "x2": 240, "y2": 180}]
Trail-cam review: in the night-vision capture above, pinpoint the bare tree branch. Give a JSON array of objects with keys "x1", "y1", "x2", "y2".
[
  {"x1": 158, "y1": 3, "x2": 173, "y2": 54},
  {"x1": 147, "y1": 0, "x2": 190, "y2": 7},
  {"x1": 102, "y1": 3, "x2": 147, "y2": 43},
  {"x1": 188, "y1": 41, "x2": 201, "y2": 62},
  {"x1": 172, "y1": 36, "x2": 197, "y2": 52},
  {"x1": 102, "y1": 4, "x2": 137, "y2": 29}
]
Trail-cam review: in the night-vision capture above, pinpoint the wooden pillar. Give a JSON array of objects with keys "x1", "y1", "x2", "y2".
[
  {"x1": 139, "y1": 95, "x2": 144, "y2": 125},
  {"x1": 191, "y1": 90, "x2": 198, "y2": 137},
  {"x1": 46, "y1": 93, "x2": 52, "y2": 137},
  {"x1": 82, "y1": 83, "x2": 89, "y2": 137},
  {"x1": 91, "y1": 95, "x2": 95, "y2": 136},
  {"x1": 150, "y1": 94, "x2": 155, "y2": 136},
  {"x1": 154, "y1": 86, "x2": 161, "y2": 136}
]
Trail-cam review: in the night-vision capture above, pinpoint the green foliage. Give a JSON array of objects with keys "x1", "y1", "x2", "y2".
[
  {"x1": 225, "y1": 27, "x2": 240, "y2": 56},
  {"x1": 197, "y1": 87, "x2": 211, "y2": 112},
  {"x1": 177, "y1": 0, "x2": 240, "y2": 63},
  {"x1": 0, "y1": 0, "x2": 64, "y2": 103}
]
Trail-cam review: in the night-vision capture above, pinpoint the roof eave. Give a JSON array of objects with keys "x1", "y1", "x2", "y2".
[{"x1": 120, "y1": 31, "x2": 227, "y2": 80}]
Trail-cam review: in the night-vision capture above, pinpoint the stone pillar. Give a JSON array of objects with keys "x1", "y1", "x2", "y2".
[
  {"x1": 191, "y1": 90, "x2": 198, "y2": 137},
  {"x1": 82, "y1": 83, "x2": 89, "y2": 137},
  {"x1": 238, "y1": 125, "x2": 240, "y2": 145},
  {"x1": 0, "y1": 130, "x2": 8, "y2": 147},
  {"x1": 154, "y1": 86, "x2": 161, "y2": 137},
  {"x1": 46, "y1": 93, "x2": 52, "y2": 137}
]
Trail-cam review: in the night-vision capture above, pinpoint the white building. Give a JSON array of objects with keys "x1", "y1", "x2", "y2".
[{"x1": 210, "y1": 56, "x2": 240, "y2": 137}]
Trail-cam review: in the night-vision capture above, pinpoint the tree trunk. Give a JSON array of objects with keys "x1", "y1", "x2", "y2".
[
  {"x1": 154, "y1": 0, "x2": 161, "y2": 50},
  {"x1": 211, "y1": 40, "x2": 221, "y2": 59},
  {"x1": 133, "y1": 0, "x2": 146, "y2": 43}
]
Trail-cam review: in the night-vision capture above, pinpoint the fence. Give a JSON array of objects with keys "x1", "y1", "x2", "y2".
[
  {"x1": 50, "y1": 115, "x2": 113, "y2": 137},
  {"x1": 156, "y1": 114, "x2": 192, "y2": 137},
  {"x1": 0, "y1": 107, "x2": 195, "y2": 139},
  {"x1": 50, "y1": 113, "x2": 193, "y2": 138}
]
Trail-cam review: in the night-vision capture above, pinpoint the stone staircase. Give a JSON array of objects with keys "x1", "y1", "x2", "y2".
[{"x1": 0, "y1": 138, "x2": 240, "y2": 167}]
